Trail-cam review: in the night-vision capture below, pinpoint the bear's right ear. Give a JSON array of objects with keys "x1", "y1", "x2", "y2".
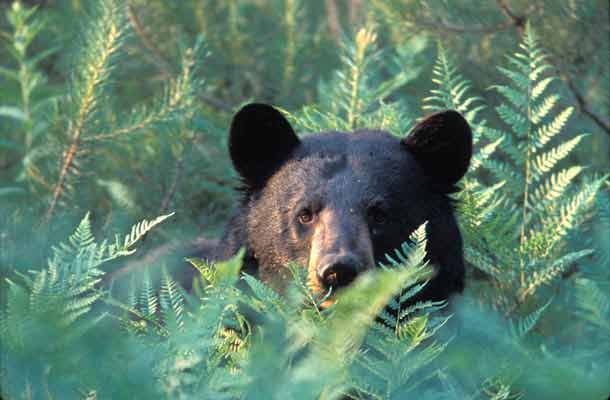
[
  {"x1": 229, "y1": 103, "x2": 300, "y2": 189},
  {"x1": 402, "y1": 110, "x2": 472, "y2": 192}
]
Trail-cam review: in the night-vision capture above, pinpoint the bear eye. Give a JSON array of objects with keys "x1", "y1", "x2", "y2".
[
  {"x1": 297, "y1": 209, "x2": 314, "y2": 224},
  {"x1": 368, "y1": 206, "x2": 387, "y2": 225}
]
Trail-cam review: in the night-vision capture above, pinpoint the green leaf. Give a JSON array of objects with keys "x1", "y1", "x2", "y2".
[{"x1": 214, "y1": 249, "x2": 244, "y2": 286}]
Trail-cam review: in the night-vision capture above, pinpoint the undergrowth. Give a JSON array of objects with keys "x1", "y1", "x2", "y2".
[{"x1": 1, "y1": 1, "x2": 609, "y2": 399}]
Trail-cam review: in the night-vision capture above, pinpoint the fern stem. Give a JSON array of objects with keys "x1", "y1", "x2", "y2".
[
  {"x1": 46, "y1": 140, "x2": 80, "y2": 222},
  {"x1": 518, "y1": 29, "x2": 534, "y2": 288},
  {"x1": 127, "y1": 3, "x2": 173, "y2": 77},
  {"x1": 347, "y1": 28, "x2": 375, "y2": 130},
  {"x1": 518, "y1": 132, "x2": 532, "y2": 287},
  {"x1": 46, "y1": 2, "x2": 122, "y2": 222},
  {"x1": 159, "y1": 152, "x2": 184, "y2": 214}
]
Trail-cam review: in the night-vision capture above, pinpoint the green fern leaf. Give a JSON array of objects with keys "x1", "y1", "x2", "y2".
[
  {"x1": 531, "y1": 166, "x2": 583, "y2": 206},
  {"x1": 531, "y1": 77, "x2": 555, "y2": 101},
  {"x1": 531, "y1": 94, "x2": 559, "y2": 124},
  {"x1": 533, "y1": 107, "x2": 574, "y2": 150},
  {"x1": 531, "y1": 134, "x2": 586, "y2": 179},
  {"x1": 160, "y1": 269, "x2": 185, "y2": 330},
  {"x1": 241, "y1": 273, "x2": 284, "y2": 314},
  {"x1": 509, "y1": 298, "x2": 552, "y2": 338},
  {"x1": 521, "y1": 249, "x2": 594, "y2": 300}
]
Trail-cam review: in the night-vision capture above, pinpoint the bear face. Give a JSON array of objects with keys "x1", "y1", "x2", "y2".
[{"x1": 226, "y1": 103, "x2": 472, "y2": 304}]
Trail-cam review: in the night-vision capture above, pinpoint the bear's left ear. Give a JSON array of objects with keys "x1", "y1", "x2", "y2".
[
  {"x1": 229, "y1": 103, "x2": 300, "y2": 189},
  {"x1": 402, "y1": 110, "x2": 472, "y2": 192}
]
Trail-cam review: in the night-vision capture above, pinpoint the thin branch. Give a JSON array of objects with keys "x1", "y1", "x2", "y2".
[
  {"x1": 46, "y1": 140, "x2": 79, "y2": 221},
  {"x1": 564, "y1": 75, "x2": 610, "y2": 136},
  {"x1": 159, "y1": 153, "x2": 184, "y2": 215},
  {"x1": 496, "y1": 0, "x2": 526, "y2": 34},
  {"x1": 127, "y1": 3, "x2": 233, "y2": 114},
  {"x1": 411, "y1": 3, "x2": 539, "y2": 35},
  {"x1": 413, "y1": 19, "x2": 515, "y2": 34},
  {"x1": 126, "y1": 2, "x2": 174, "y2": 77}
]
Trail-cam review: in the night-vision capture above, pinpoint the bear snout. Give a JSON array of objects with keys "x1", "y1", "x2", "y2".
[{"x1": 316, "y1": 253, "x2": 364, "y2": 290}]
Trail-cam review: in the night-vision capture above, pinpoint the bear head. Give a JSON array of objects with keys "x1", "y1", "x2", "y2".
[{"x1": 228, "y1": 103, "x2": 472, "y2": 303}]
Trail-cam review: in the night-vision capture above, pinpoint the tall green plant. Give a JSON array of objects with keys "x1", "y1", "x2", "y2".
[
  {"x1": 0, "y1": 1, "x2": 206, "y2": 224},
  {"x1": 426, "y1": 26, "x2": 607, "y2": 312},
  {"x1": 0, "y1": 2, "x2": 59, "y2": 197}
]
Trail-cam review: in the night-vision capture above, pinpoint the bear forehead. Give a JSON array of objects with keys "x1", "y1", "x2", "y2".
[
  {"x1": 292, "y1": 130, "x2": 420, "y2": 177},
  {"x1": 263, "y1": 130, "x2": 427, "y2": 202},
  {"x1": 299, "y1": 129, "x2": 404, "y2": 156}
]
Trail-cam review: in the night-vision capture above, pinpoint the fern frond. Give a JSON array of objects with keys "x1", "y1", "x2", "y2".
[
  {"x1": 484, "y1": 159, "x2": 524, "y2": 194},
  {"x1": 241, "y1": 273, "x2": 284, "y2": 314},
  {"x1": 533, "y1": 107, "x2": 574, "y2": 150},
  {"x1": 520, "y1": 249, "x2": 593, "y2": 300},
  {"x1": 160, "y1": 269, "x2": 185, "y2": 330},
  {"x1": 285, "y1": 262, "x2": 327, "y2": 316},
  {"x1": 140, "y1": 272, "x2": 158, "y2": 318},
  {"x1": 497, "y1": 66, "x2": 529, "y2": 91},
  {"x1": 61, "y1": 294, "x2": 102, "y2": 326},
  {"x1": 484, "y1": 127, "x2": 523, "y2": 166},
  {"x1": 106, "y1": 212, "x2": 174, "y2": 261},
  {"x1": 470, "y1": 137, "x2": 504, "y2": 172},
  {"x1": 491, "y1": 86, "x2": 527, "y2": 112},
  {"x1": 88, "y1": 38, "x2": 206, "y2": 142},
  {"x1": 424, "y1": 43, "x2": 486, "y2": 140},
  {"x1": 525, "y1": 178, "x2": 603, "y2": 259},
  {"x1": 464, "y1": 247, "x2": 503, "y2": 278},
  {"x1": 509, "y1": 298, "x2": 552, "y2": 338},
  {"x1": 574, "y1": 278, "x2": 610, "y2": 329},
  {"x1": 531, "y1": 134, "x2": 586, "y2": 180},
  {"x1": 531, "y1": 166, "x2": 583, "y2": 206},
  {"x1": 531, "y1": 94, "x2": 558, "y2": 124},
  {"x1": 544, "y1": 177, "x2": 605, "y2": 244},
  {"x1": 531, "y1": 76, "x2": 554, "y2": 101},
  {"x1": 46, "y1": 0, "x2": 126, "y2": 221},
  {"x1": 496, "y1": 104, "x2": 528, "y2": 136}
]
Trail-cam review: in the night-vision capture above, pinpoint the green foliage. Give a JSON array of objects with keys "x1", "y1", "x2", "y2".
[
  {"x1": 1, "y1": 1, "x2": 609, "y2": 399},
  {"x1": 429, "y1": 26, "x2": 609, "y2": 313},
  {"x1": 285, "y1": 26, "x2": 425, "y2": 135},
  {"x1": 0, "y1": 216, "x2": 444, "y2": 399}
]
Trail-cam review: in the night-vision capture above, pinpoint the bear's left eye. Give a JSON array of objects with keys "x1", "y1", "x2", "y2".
[
  {"x1": 297, "y1": 209, "x2": 314, "y2": 224},
  {"x1": 368, "y1": 206, "x2": 387, "y2": 225}
]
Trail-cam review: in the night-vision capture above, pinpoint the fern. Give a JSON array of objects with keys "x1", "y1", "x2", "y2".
[
  {"x1": 241, "y1": 272, "x2": 285, "y2": 315},
  {"x1": 46, "y1": 0, "x2": 127, "y2": 221},
  {"x1": 159, "y1": 269, "x2": 185, "y2": 331},
  {"x1": 140, "y1": 271, "x2": 158, "y2": 319},
  {"x1": 1, "y1": 212, "x2": 173, "y2": 342},
  {"x1": 508, "y1": 298, "x2": 552, "y2": 338},
  {"x1": 336, "y1": 224, "x2": 451, "y2": 399},
  {"x1": 286, "y1": 26, "x2": 422, "y2": 136},
  {"x1": 0, "y1": 0, "x2": 210, "y2": 222},
  {"x1": 442, "y1": 24, "x2": 608, "y2": 310},
  {"x1": 377, "y1": 223, "x2": 446, "y2": 337},
  {"x1": 423, "y1": 42, "x2": 487, "y2": 129}
]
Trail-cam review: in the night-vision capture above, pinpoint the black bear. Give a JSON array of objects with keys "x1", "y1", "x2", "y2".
[{"x1": 186, "y1": 102, "x2": 472, "y2": 304}]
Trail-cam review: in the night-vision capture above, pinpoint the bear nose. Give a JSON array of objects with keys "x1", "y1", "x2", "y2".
[{"x1": 317, "y1": 256, "x2": 361, "y2": 289}]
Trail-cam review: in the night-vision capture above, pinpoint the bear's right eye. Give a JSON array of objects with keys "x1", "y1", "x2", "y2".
[
  {"x1": 367, "y1": 205, "x2": 388, "y2": 225},
  {"x1": 297, "y1": 209, "x2": 314, "y2": 224}
]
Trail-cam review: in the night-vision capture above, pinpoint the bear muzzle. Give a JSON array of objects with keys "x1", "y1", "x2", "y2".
[{"x1": 316, "y1": 253, "x2": 363, "y2": 289}]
